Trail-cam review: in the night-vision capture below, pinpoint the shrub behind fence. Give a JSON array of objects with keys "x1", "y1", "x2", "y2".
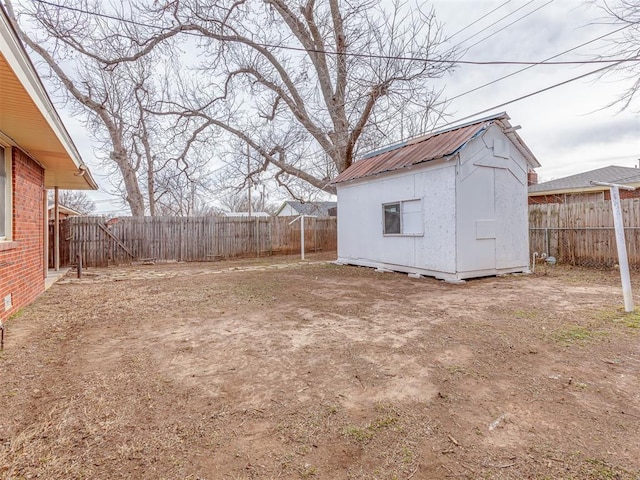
[{"x1": 65, "y1": 216, "x2": 337, "y2": 267}]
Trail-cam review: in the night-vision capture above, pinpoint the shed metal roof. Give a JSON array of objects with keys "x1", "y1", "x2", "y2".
[
  {"x1": 333, "y1": 112, "x2": 539, "y2": 185},
  {"x1": 529, "y1": 165, "x2": 640, "y2": 195}
]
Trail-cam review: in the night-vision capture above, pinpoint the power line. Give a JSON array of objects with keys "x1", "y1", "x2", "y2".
[
  {"x1": 446, "y1": 0, "x2": 513, "y2": 41},
  {"x1": 371, "y1": 22, "x2": 633, "y2": 133},
  {"x1": 440, "y1": 23, "x2": 633, "y2": 106},
  {"x1": 352, "y1": 61, "x2": 624, "y2": 163},
  {"x1": 431, "y1": 61, "x2": 624, "y2": 132},
  {"x1": 31, "y1": 0, "x2": 161, "y2": 29},
  {"x1": 248, "y1": 57, "x2": 625, "y2": 169},
  {"x1": 454, "y1": 0, "x2": 536, "y2": 47},
  {"x1": 28, "y1": 0, "x2": 640, "y2": 67},
  {"x1": 462, "y1": 0, "x2": 555, "y2": 53}
]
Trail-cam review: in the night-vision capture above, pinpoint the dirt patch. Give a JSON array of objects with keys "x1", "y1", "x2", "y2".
[{"x1": 1, "y1": 254, "x2": 639, "y2": 479}]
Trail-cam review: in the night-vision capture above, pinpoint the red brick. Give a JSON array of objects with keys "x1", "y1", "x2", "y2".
[{"x1": 0, "y1": 148, "x2": 45, "y2": 323}]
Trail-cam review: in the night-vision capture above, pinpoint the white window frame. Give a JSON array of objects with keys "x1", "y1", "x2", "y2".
[
  {"x1": 382, "y1": 198, "x2": 423, "y2": 237},
  {"x1": 0, "y1": 144, "x2": 12, "y2": 241}
]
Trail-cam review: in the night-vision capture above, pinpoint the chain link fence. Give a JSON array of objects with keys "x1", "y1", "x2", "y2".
[{"x1": 530, "y1": 227, "x2": 640, "y2": 269}]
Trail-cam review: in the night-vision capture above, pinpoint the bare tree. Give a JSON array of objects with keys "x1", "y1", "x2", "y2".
[
  {"x1": 8, "y1": 0, "x2": 456, "y2": 201},
  {"x1": 595, "y1": 0, "x2": 640, "y2": 112},
  {"x1": 156, "y1": 0, "x2": 456, "y2": 194},
  {"x1": 48, "y1": 190, "x2": 96, "y2": 215},
  {"x1": 5, "y1": 0, "x2": 204, "y2": 216}
]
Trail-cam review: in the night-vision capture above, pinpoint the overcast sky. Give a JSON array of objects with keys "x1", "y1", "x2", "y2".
[
  {"x1": 430, "y1": 0, "x2": 639, "y2": 182},
  {"x1": 54, "y1": 0, "x2": 640, "y2": 213}
]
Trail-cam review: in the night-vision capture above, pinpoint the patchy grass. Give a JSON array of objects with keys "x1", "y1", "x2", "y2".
[
  {"x1": 342, "y1": 411, "x2": 401, "y2": 444},
  {"x1": 513, "y1": 309, "x2": 539, "y2": 319},
  {"x1": 596, "y1": 307, "x2": 640, "y2": 329},
  {"x1": 8, "y1": 308, "x2": 25, "y2": 320},
  {"x1": 342, "y1": 425, "x2": 374, "y2": 443},
  {"x1": 583, "y1": 458, "x2": 631, "y2": 479},
  {"x1": 1, "y1": 260, "x2": 639, "y2": 479},
  {"x1": 446, "y1": 364, "x2": 466, "y2": 375},
  {"x1": 553, "y1": 325, "x2": 608, "y2": 345}
]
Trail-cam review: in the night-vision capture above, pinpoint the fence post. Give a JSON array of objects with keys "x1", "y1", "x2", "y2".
[
  {"x1": 301, "y1": 215, "x2": 305, "y2": 260},
  {"x1": 544, "y1": 228, "x2": 549, "y2": 256},
  {"x1": 256, "y1": 217, "x2": 260, "y2": 257},
  {"x1": 76, "y1": 254, "x2": 82, "y2": 279}
]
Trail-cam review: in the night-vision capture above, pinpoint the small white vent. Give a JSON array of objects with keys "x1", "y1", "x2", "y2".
[{"x1": 4, "y1": 294, "x2": 12, "y2": 311}]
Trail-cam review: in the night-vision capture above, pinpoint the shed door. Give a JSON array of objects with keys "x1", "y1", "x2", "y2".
[{"x1": 456, "y1": 166, "x2": 496, "y2": 272}]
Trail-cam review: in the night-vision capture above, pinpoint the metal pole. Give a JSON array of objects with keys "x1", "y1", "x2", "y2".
[
  {"x1": 43, "y1": 188, "x2": 49, "y2": 279},
  {"x1": 300, "y1": 215, "x2": 305, "y2": 260},
  {"x1": 54, "y1": 186, "x2": 60, "y2": 271},
  {"x1": 544, "y1": 228, "x2": 549, "y2": 256},
  {"x1": 288, "y1": 215, "x2": 305, "y2": 260},
  {"x1": 247, "y1": 142, "x2": 252, "y2": 218},
  {"x1": 610, "y1": 186, "x2": 634, "y2": 312},
  {"x1": 592, "y1": 181, "x2": 635, "y2": 312}
]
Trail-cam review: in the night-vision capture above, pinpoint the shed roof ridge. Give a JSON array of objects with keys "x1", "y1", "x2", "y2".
[{"x1": 360, "y1": 112, "x2": 508, "y2": 160}]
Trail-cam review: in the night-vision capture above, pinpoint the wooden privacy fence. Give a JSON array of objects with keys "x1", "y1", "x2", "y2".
[
  {"x1": 48, "y1": 220, "x2": 71, "y2": 268},
  {"x1": 529, "y1": 199, "x2": 640, "y2": 268},
  {"x1": 64, "y1": 216, "x2": 337, "y2": 267}
]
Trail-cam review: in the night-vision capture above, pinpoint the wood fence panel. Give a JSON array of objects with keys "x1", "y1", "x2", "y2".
[
  {"x1": 530, "y1": 198, "x2": 640, "y2": 229},
  {"x1": 529, "y1": 199, "x2": 640, "y2": 268},
  {"x1": 65, "y1": 216, "x2": 337, "y2": 267}
]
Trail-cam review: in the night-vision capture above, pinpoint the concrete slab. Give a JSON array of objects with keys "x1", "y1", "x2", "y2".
[{"x1": 45, "y1": 268, "x2": 70, "y2": 290}]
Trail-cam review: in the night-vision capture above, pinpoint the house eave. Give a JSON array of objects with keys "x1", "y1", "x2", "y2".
[{"x1": 0, "y1": 5, "x2": 97, "y2": 190}]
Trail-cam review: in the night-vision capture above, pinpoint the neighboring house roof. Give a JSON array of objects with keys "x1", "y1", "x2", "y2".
[
  {"x1": 47, "y1": 202, "x2": 82, "y2": 217},
  {"x1": 528, "y1": 165, "x2": 640, "y2": 196},
  {"x1": 0, "y1": 5, "x2": 97, "y2": 190},
  {"x1": 333, "y1": 112, "x2": 539, "y2": 184},
  {"x1": 275, "y1": 201, "x2": 337, "y2": 217},
  {"x1": 223, "y1": 211, "x2": 271, "y2": 217}
]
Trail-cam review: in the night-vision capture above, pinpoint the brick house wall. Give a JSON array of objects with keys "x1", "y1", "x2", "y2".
[{"x1": 0, "y1": 148, "x2": 45, "y2": 324}]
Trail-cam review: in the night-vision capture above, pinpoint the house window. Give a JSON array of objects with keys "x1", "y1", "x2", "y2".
[
  {"x1": 383, "y1": 199, "x2": 423, "y2": 236},
  {"x1": 0, "y1": 146, "x2": 10, "y2": 240}
]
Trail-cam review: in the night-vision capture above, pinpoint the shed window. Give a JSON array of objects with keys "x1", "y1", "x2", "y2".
[
  {"x1": 383, "y1": 199, "x2": 423, "y2": 236},
  {"x1": 383, "y1": 203, "x2": 401, "y2": 234},
  {"x1": 0, "y1": 146, "x2": 9, "y2": 240}
]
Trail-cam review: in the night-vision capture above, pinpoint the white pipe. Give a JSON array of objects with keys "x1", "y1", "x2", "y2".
[
  {"x1": 54, "y1": 186, "x2": 60, "y2": 272},
  {"x1": 532, "y1": 252, "x2": 539, "y2": 273},
  {"x1": 288, "y1": 215, "x2": 305, "y2": 260},
  {"x1": 300, "y1": 215, "x2": 305, "y2": 260},
  {"x1": 610, "y1": 185, "x2": 634, "y2": 312},
  {"x1": 591, "y1": 181, "x2": 635, "y2": 312}
]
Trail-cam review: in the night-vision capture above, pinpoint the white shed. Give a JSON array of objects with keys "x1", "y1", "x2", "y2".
[{"x1": 333, "y1": 112, "x2": 540, "y2": 282}]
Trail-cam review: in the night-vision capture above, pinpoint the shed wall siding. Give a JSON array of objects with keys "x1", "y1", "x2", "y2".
[
  {"x1": 455, "y1": 125, "x2": 529, "y2": 274},
  {"x1": 337, "y1": 162, "x2": 457, "y2": 274},
  {"x1": 0, "y1": 148, "x2": 45, "y2": 323}
]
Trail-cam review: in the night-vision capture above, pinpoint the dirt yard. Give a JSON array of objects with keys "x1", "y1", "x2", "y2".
[{"x1": 1, "y1": 254, "x2": 639, "y2": 479}]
